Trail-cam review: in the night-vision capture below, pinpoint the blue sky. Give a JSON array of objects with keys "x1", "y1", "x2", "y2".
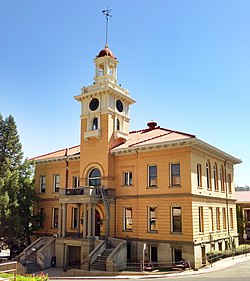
[{"x1": 0, "y1": 0, "x2": 249, "y2": 186}]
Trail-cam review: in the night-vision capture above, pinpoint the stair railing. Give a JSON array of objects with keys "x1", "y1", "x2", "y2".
[
  {"x1": 36, "y1": 238, "x2": 55, "y2": 269},
  {"x1": 88, "y1": 240, "x2": 106, "y2": 270}
]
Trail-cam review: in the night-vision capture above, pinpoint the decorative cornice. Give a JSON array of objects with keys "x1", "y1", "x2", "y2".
[
  {"x1": 35, "y1": 154, "x2": 80, "y2": 164},
  {"x1": 111, "y1": 137, "x2": 241, "y2": 165}
]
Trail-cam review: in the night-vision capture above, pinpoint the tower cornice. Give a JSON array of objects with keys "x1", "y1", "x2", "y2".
[{"x1": 74, "y1": 83, "x2": 135, "y2": 105}]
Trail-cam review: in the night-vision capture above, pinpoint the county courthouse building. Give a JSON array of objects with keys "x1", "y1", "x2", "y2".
[{"x1": 31, "y1": 44, "x2": 241, "y2": 271}]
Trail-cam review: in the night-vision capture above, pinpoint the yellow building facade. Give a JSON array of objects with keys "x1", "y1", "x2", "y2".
[{"x1": 32, "y1": 45, "x2": 241, "y2": 270}]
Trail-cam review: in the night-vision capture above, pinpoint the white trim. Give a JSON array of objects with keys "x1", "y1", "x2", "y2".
[{"x1": 111, "y1": 137, "x2": 241, "y2": 164}]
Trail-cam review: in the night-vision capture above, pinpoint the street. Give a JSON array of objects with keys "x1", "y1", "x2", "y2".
[
  {"x1": 49, "y1": 257, "x2": 250, "y2": 281},
  {"x1": 139, "y1": 259, "x2": 250, "y2": 281}
]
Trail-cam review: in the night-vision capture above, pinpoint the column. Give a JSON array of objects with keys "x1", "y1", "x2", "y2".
[
  {"x1": 77, "y1": 204, "x2": 81, "y2": 235},
  {"x1": 87, "y1": 204, "x2": 92, "y2": 238},
  {"x1": 83, "y1": 203, "x2": 87, "y2": 238},
  {"x1": 62, "y1": 203, "x2": 67, "y2": 238},
  {"x1": 58, "y1": 204, "x2": 62, "y2": 237},
  {"x1": 92, "y1": 204, "x2": 96, "y2": 237}
]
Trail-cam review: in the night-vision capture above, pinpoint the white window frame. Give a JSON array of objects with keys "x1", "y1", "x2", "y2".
[
  {"x1": 199, "y1": 206, "x2": 204, "y2": 233},
  {"x1": 209, "y1": 207, "x2": 214, "y2": 232},
  {"x1": 170, "y1": 163, "x2": 181, "y2": 186},
  {"x1": 171, "y1": 206, "x2": 182, "y2": 233},
  {"x1": 124, "y1": 207, "x2": 132, "y2": 231},
  {"x1": 206, "y1": 161, "x2": 211, "y2": 190},
  {"x1": 197, "y1": 163, "x2": 202, "y2": 187},
  {"x1": 216, "y1": 207, "x2": 221, "y2": 230},
  {"x1": 72, "y1": 207, "x2": 78, "y2": 229},
  {"x1": 52, "y1": 208, "x2": 59, "y2": 228},
  {"x1": 53, "y1": 174, "x2": 60, "y2": 192},
  {"x1": 40, "y1": 175, "x2": 46, "y2": 193},
  {"x1": 73, "y1": 176, "x2": 80, "y2": 188},
  {"x1": 148, "y1": 206, "x2": 158, "y2": 232},
  {"x1": 148, "y1": 165, "x2": 157, "y2": 188},
  {"x1": 123, "y1": 172, "x2": 133, "y2": 186}
]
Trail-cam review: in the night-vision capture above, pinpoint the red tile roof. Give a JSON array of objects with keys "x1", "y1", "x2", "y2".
[
  {"x1": 112, "y1": 126, "x2": 195, "y2": 151},
  {"x1": 32, "y1": 125, "x2": 194, "y2": 162},
  {"x1": 32, "y1": 145, "x2": 80, "y2": 161},
  {"x1": 236, "y1": 191, "x2": 250, "y2": 203}
]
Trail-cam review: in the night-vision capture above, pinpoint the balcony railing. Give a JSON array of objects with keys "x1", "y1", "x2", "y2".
[
  {"x1": 59, "y1": 186, "x2": 100, "y2": 196},
  {"x1": 59, "y1": 186, "x2": 115, "y2": 197}
]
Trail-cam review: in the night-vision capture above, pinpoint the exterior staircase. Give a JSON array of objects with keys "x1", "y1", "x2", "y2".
[
  {"x1": 17, "y1": 238, "x2": 54, "y2": 274},
  {"x1": 24, "y1": 247, "x2": 43, "y2": 273},
  {"x1": 90, "y1": 248, "x2": 114, "y2": 271}
]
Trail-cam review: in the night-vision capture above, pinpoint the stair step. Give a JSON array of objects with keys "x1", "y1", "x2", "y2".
[{"x1": 26, "y1": 262, "x2": 43, "y2": 273}]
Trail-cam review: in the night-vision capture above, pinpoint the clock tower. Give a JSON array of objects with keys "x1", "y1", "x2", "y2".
[{"x1": 74, "y1": 45, "x2": 135, "y2": 188}]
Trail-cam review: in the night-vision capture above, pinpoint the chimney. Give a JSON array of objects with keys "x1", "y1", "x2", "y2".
[{"x1": 147, "y1": 120, "x2": 157, "y2": 130}]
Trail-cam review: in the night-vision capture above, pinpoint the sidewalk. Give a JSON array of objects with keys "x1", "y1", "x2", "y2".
[{"x1": 39, "y1": 254, "x2": 250, "y2": 279}]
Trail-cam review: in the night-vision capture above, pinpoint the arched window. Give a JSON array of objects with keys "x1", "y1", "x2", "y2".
[
  {"x1": 213, "y1": 163, "x2": 218, "y2": 191},
  {"x1": 228, "y1": 174, "x2": 232, "y2": 193},
  {"x1": 92, "y1": 117, "x2": 98, "y2": 130},
  {"x1": 88, "y1": 168, "x2": 101, "y2": 187},
  {"x1": 220, "y1": 165, "x2": 225, "y2": 192},
  {"x1": 98, "y1": 64, "x2": 104, "y2": 76},
  {"x1": 116, "y1": 118, "x2": 120, "y2": 131},
  {"x1": 206, "y1": 160, "x2": 211, "y2": 190}
]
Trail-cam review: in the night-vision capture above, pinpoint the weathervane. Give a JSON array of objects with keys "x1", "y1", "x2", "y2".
[{"x1": 102, "y1": 7, "x2": 112, "y2": 47}]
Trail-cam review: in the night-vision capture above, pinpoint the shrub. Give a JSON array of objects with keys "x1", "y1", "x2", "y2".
[{"x1": 0, "y1": 272, "x2": 48, "y2": 281}]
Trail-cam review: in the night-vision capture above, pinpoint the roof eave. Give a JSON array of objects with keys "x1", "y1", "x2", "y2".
[
  {"x1": 191, "y1": 138, "x2": 242, "y2": 165},
  {"x1": 110, "y1": 138, "x2": 192, "y2": 155},
  {"x1": 35, "y1": 154, "x2": 80, "y2": 164},
  {"x1": 111, "y1": 137, "x2": 241, "y2": 164}
]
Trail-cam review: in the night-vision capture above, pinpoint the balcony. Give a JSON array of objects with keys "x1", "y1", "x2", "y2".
[{"x1": 58, "y1": 186, "x2": 115, "y2": 204}]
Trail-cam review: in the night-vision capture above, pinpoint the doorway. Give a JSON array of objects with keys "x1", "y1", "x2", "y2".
[
  {"x1": 201, "y1": 246, "x2": 206, "y2": 265},
  {"x1": 95, "y1": 209, "x2": 101, "y2": 236},
  {"x1": 173, "y1": 248, "x2": 182, "y2": 264},
  {"x1": 150, "y1": 246, "x2": 158, "y2": 262},
  {"x1": 67, "y1": 246, "x2": 81, "y2": 269}
]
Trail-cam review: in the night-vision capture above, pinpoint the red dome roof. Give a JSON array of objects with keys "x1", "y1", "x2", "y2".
[{"x1": 97, "y1": 45, "x2": 116, "y2": 59}]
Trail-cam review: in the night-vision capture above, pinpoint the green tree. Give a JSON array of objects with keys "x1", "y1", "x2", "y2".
[
  {"x1": 0, "y1": 114, "x2": 36, "y2": 257},
  {"x1": 236, "y1": 204, "x2": 245, "y2": 242}
]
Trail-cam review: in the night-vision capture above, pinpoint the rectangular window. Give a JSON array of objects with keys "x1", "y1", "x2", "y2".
[
  {"x1": 148, "y1": 165, "x2": 157, "y2": 187},
  {"x1": 38, "y1": 208, "x2": 45, "y2": 228},
  {"x1": 148, "y1": 207, "x2": 158, "y2": 232},
  {"x1": 223, "y1": 207, "x2": 227, "y2": 229},
  {"x1": 52, "y1": 208, "x2": 59, "y2": 228},
  {"x1": 53, "y1": 174, "x2": 60, "y2": 192},
  {"x1": 216, "y1": 207, "x2": 221, "y2": 230},
  {"x1": 170, "y1": 163, "x2": 180, "y2": 186},
  {"x1": 209, "y1": 207, "x2": 214, "y2": 232},
  {"x1": 40, "y1": 176, "x2": 46, "y2": 193},
  {"x1": 124, "y1": 207, "x2": 132, "y2": 231},
  {"x1": 72, "y1": 207, "x2": 78, "y2": 229},
  {"x1": 199, "y1": 207, "x2": 204, "y2": 232},
  {"x1": 230, "y1": 208, "x2": 234, "y2": 228},
  {"x1": 73, "y1": 176, "x2": 80, "y2": 188},
  {"x1": 197, "y1": 164, "x2": 202, "y2": 187},
  {"x1": 123, "y1": 172, "x2": 133, "y2": 186},
  {"x1": 228, "y1": 174, "x2": 232, "y2": 193},
  {"x1": 246, "y1": 210, "x2": 250, "y2": 222},
  {"x1": 172, "y1": 207, "x2": 182, "y2": 233}
]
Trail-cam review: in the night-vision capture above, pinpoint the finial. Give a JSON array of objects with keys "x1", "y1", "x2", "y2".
[{"x1": 102, "y1": 7, "x2": 112, "y2": 47}]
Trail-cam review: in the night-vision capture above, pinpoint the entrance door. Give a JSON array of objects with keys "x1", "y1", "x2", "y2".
[
  {"x1": 173, "y1": 248, "x2": 182, "y2": 264},
  {"x1": 67, "y1": 246, "x2": 81, "y2": 269},
  {"x1": 95, "y1": 209, "x2": 101, "y2": 236},
  {"x1": 150, "y1": 246, "x2": 158, "y2": 262},
  {"x1": 201, "y1": 246, "x2": 206, "y2": 265}
]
